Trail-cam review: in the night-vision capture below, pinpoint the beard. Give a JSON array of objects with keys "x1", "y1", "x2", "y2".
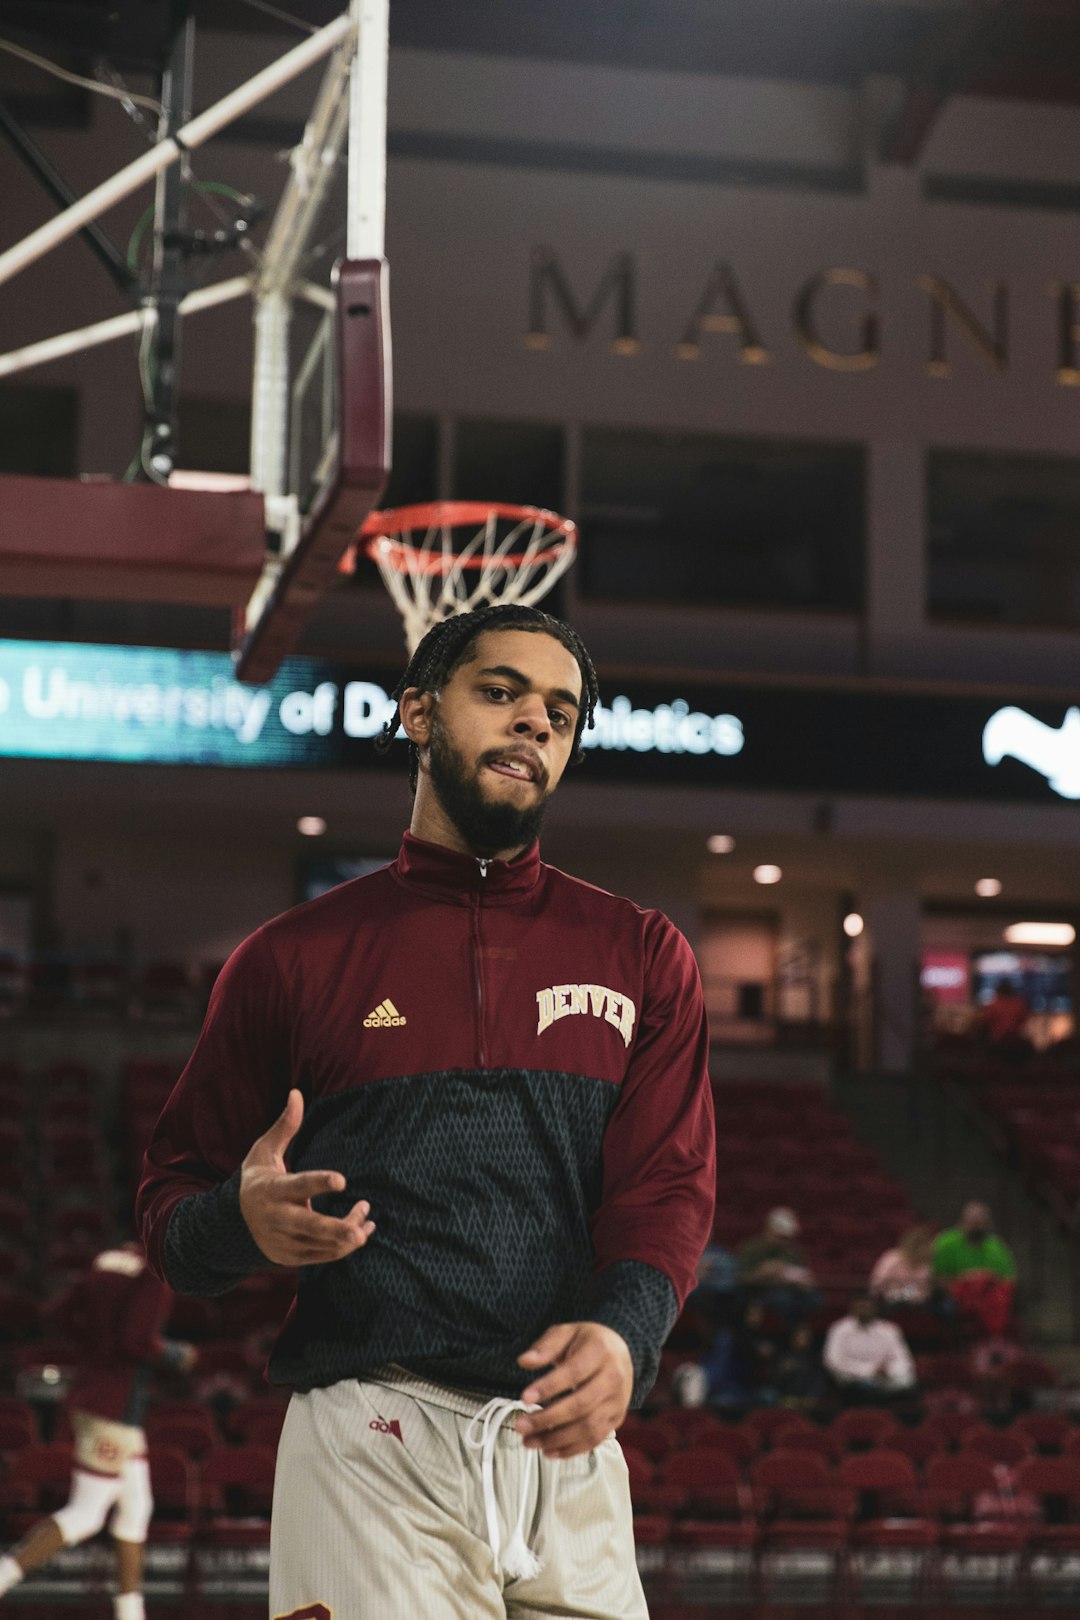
[{"x1": 427, "y1": 716, "x2": 550, "y2": 855}]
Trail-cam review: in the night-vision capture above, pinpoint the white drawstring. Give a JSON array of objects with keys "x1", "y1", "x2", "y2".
[{"x1": 464, "y1": 1397, "x2": 544, "y2": 1581}]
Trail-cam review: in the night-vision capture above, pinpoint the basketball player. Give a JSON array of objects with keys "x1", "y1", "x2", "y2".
[
  {"x1": 138, "y1": 603, "x2": 715, "y2": 1619},
  {"x1": 0, "y1": 1242, "x2": 195, "y2": 1620}
]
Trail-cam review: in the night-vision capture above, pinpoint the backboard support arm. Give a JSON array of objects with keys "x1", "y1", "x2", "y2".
[
  {"x1": 143, "y1": 1, "x2": 196, "y2": 483},
  {"x1": 0, "y1": 97, "x2": 139, "y2": 302}
]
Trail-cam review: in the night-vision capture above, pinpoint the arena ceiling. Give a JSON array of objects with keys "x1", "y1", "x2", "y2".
[{"x1": 3, "y1": 1, "x2": 1080, "y2": 139}]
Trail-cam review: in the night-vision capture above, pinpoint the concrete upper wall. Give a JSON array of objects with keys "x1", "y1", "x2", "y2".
[{"x1": 4, "y1": 45, "x2": 1080, "y2": 689}]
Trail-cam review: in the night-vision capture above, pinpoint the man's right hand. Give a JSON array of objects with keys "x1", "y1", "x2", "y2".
[{"x1": 239, "y1": 1088, "x2": 375, "y2": 1266}]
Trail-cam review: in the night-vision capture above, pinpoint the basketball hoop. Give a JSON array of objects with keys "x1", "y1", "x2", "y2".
[{"x1": 352, "y1": 501, "x2": 577, "y2": 652}]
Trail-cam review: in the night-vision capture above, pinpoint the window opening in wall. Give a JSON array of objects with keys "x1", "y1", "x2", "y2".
[
  {"x1": 0, "y1": 383, "x2": 78, "y2": 477},
  {"x1": 699, "y1": 912, "x2": 778, "y2": 1046},
  {"x1": 453, "y1": 418, "x2": 565, "y2": 512},
  {"x1": 450, "y1": 418, "x2": 567, "y2": 612},
  {"x1": 176, "y1": 396, "x2": 250, "y2": 475},
  {"x1": 578, "y1": 427, "x2": 864, "y2": 612},
  {"x1": 928, "y1": 450, "x2": 1080, "y2": 630}
]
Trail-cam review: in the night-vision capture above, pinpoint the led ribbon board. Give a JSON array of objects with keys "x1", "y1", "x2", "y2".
[
  {"x1": 1, "y1": 640, "x2": 1078, "y2": 804},
  {"x1": 0, "y1": 641, "x2": 325, "y2": 766}
]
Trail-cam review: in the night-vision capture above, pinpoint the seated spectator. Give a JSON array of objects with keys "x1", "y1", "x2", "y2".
[
  {"x1": 870, "y1": 1224, "x2": 931, "y2": 1304},
  {"x1": 737, "y1": 1207, "x2": 821, "y2": 1322},
  {"x1": 979, "y1": 982, "x2": 1031, "y2": 1059},
  {"x1": 773, "y1": 1321, "x2": 827, "y2": 1409},
  {"x1": 686, "y1": 1243, "x2": 739, "y2": 1328},
  {"x1": 732, "y1": 1299, "x2": 783, "y2": 1400},
  {"x1": 823, "y1": 1293, "x2": 916, "y2": 1405},
  {"x1": 932, "y1": 1201, "x2": 1016, "y2": 1338},
  {"x1": 684, "y1": 1297, "x2": 782, "y2": 1409},
  {"x1": 870, "y1": 1223, "x2": 950, "y2": 1310}
]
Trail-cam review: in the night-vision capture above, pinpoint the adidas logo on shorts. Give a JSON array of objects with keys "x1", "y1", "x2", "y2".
[{"x1": 363, "y1": 998, "x2": 406, "y2": 1029}]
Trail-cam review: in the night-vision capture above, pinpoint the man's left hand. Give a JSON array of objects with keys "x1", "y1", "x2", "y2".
[{"x1": 515, "y1": 1321, "x2": 633, "y2": 1459}]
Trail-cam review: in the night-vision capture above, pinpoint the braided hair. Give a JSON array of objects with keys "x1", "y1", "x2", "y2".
[{"x1": 375, "y1": 603, "x2": 599, "y2": 791}]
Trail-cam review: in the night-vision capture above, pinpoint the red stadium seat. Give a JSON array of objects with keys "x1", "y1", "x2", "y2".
[
  {"x1": 1003, "y1": 1354, "x2": 1059, "y2": 1392},
  {"x1": 145, "y1": 1409, "x2": 220, "y2": 1459},
  {"x1": 41, "y1": 1125, "x2": 106, "y2": 1177},
  {"x1": 839, "y1": 1450, "x2": 936, "y2": 1550},
  {"x1": 924, "y1": 1453, "x2": 1031, "y2": 1556},
  {"x1": 960, "y1": 1423, "x2": 1034, "y2": 1466},
  {"x1": 697, "y1": 1424, "x2": 760, "y2": 1466},
  {"x1": 831, "y1": 1409, "x2": 901, "y2": 1453},
  {"x1": 1013, "y1": 1412, "x2": 1076, "y2": 1455},
  {"x1": 133, "y1": 959, "x2": 196, "y2": 1020},
  {"x1": 41, "y1": 1061, "x2": 97, "y2": 1095},
  {"x1": 198, "y1": 1443, "x2": 276, "y2": 1546},
  {"x1": 663, "y1": 1447, "x2": 758, "y2": 1549},
  {"x1": 147, "y1": 1444, "x2": 198, "y2": 1544},
  {"x1": 45, "y1": 1092, "x2": 98, "y2": 1125},
  {"x1": 651, "y1": 1407, "x2": 720, "y2": 1449},
  {"x1": 1011, "y1": 1457, "x2": 1080, "y2": 1555},
  {"x1": 622, "y1": 1444, "x2": 674, "y2": 1542},
  {"x1": 4, "y1": 1442, "x2": 73, "y2": 1536},
  {"x1": 749, "y1": 1450, "x2": 855, "y2": 1551},
  {"x1": 71, "y1": 959, "x2": 126, "y2": 1014},
  {"x1": 744, "y1": 1408, "x2": 815, "y2": 1447},
  {"x1": 920, "y1": 1408, "x2": 978, "y2": 1447},
  {"x1": 191, "y1": 1341, "x2": 259, "y2": 1397},
  {"x1": 0, "y1": 1400, "x2": 37, "y2": 1451},
  {"x1": 617, "y1": 1415, "x2": 673, "y2": 1464},
  {"x1": 226, "y1": 1398, "x2": 288, "y2": 1448},
  {"x1": 889, "y1": 1423, "x2": 953, "y2": 1469},
  {"x1": 917, "y1": 1353, "x2": 976, "y2": 1391},
  {"x1": 771, "y1": 1423, "x2": 840, "y2": 1462}
]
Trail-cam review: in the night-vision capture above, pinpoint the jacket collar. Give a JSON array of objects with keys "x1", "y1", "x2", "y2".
[{"x1": 393, "y1": 830, "x2": 542, "y2": 904}]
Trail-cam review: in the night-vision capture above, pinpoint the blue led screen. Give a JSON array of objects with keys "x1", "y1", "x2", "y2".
[
  {"x1": 1, "y1": 638, "x2": 1079, "y2": 806},
  {"x1": 0, "y1": 641, "x2": 347, "y2": 767}
]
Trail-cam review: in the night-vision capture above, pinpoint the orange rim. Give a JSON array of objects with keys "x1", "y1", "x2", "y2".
[{"x1": 360, "y1": 501, "x2": 576, "y2": 575}]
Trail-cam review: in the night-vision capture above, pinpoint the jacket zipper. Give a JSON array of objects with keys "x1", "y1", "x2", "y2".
[{"x1": 473, "y1": 859, "x2": 488, "y2": 1066}]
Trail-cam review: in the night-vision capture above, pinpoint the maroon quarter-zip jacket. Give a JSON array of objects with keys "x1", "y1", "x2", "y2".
[{"x1": 137, "y1": 833, "x2": 715, "y2": 1405}]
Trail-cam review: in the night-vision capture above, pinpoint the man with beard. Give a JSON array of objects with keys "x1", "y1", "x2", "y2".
[{"x1": 137, "y1": 603, "x2": 715, "y2": 1620}]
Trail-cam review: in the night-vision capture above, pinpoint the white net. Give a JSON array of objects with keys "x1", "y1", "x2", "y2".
[{"x1": 364, "y1": 504, "x2": 577, "y2": 652}]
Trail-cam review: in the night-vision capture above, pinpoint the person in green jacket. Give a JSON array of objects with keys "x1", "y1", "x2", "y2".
[{"x1": 932, "y1": 1202, "x2": 1016, "y2": 1337}]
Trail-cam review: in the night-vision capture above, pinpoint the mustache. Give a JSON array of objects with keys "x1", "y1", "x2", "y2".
[{"x1": 478, "y1": 747, "x2": 549, "y2": 790}]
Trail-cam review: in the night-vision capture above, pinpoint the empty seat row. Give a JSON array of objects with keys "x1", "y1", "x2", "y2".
[
  {"x1": 0, "y1": 1396, "x2": 287, "y2": 1455},
  {"x1": 625, "y1": 1445, "x2": 1080, "y2": 1557},
  {"x1": 0, "y1": 1442, "x2": 274, "y2": 1546}
]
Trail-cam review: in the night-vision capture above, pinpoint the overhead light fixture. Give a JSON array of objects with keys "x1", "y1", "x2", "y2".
[
  {"x1": 707, "y1": 834, "x2": 735, "y2": 854},
  {"x1": 297, "y1": 815, "x2": 327, "y2": 837},
  {"x1": 975, "y1": 878, "x2": 1002, "y2": 898},
  {"x1": 753, "y1": 864, "x2": 782, "y2": 885},
  {"x1": 1003, "y1": 922, "x2": 1075, "y2": 947},
  {"x1": 843, "y1": 913, "x2": 864, "y2": 938}
]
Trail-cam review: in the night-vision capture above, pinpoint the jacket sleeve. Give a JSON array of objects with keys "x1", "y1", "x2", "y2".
[
  {"x1": 136, "y1": 927, "x2": 291, "y2": 1295},
  {"x1": 587, "y1": 911, "x2": 715, "y2": 1405}
]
